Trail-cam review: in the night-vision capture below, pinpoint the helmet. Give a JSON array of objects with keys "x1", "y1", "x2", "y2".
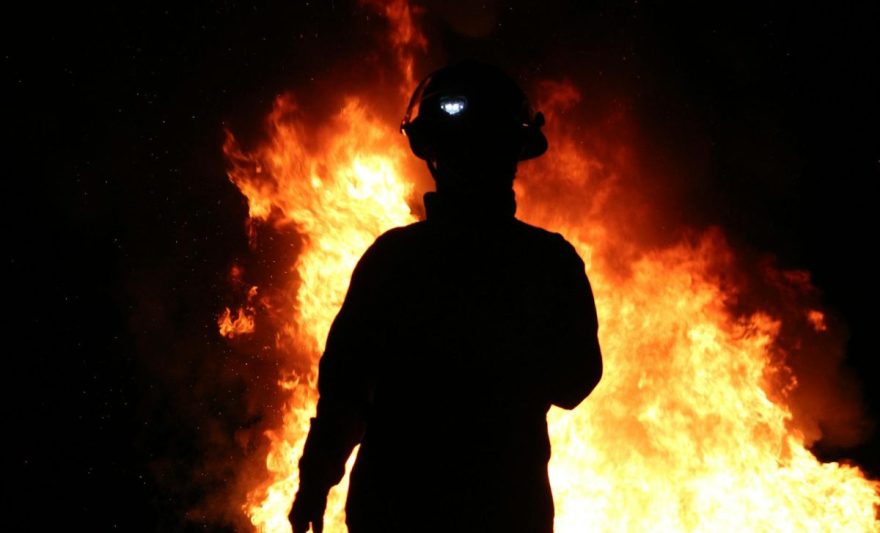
[{"x1": 400, "y1": 60, "x2": 547, "y2": 162}]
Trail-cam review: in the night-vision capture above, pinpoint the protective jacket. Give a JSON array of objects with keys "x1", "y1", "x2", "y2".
[{"x1": 297, "y1": 188, "x2": 603, "y2": 533}]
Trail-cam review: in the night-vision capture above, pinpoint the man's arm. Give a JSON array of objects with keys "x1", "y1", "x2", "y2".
[
  {"x1": 540, "y1": 235, "x2": 603, "y2": 410},
  {"x1": 290, "y1": 238, "x2": 386, "y2": 531}
]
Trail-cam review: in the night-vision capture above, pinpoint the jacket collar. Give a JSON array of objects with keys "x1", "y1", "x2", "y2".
[{"x1": 423, "y1": 188, "x2": 517, "y2": 227}]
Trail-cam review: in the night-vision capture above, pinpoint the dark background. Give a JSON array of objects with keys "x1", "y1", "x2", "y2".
[{"x1": 6, "y1": 1, "x2": 878, "y2": 530}]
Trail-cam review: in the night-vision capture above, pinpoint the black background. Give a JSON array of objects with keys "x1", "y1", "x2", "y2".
[{"x1": 6, "y1": 1, "x2": 878, "y2": 530}]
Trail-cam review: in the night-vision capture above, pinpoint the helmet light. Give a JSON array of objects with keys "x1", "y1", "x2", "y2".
[{"x1": 439, "y1": 96, "x2": 467, "y2": 116}]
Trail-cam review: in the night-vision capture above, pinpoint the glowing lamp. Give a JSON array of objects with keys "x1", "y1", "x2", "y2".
[{"x1": 439, "y1": 96, "x2": 467, "y2": 116}]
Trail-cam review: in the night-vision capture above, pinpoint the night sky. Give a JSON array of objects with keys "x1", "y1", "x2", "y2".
[{"x1": 7, "y1": 1, "x2": 879, "y2": 530}]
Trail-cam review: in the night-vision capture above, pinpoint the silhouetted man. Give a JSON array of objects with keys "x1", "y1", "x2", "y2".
[{"x1": 289, "y1": 60, "x2": 603, "y2": 533}]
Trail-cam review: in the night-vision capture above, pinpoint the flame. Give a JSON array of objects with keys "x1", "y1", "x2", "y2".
[
  {"x1": 363, "y1": 0, "x2": 427, "y2": 96},
  {"x1": 218, "y1": 306, "x2": 256, "y2": 338},
  {"x1": 219, "y1": 283, "x2": 258, "y2": 338},
  {"x1": 220, "y1": 1, "x2": 880, "y2": 531},
  {"x1": 223, "y1": 90, "x2": 418, "y2": 531},
  {"x1": 807, "y1": 310, "x2": 828, "y2": 332}
]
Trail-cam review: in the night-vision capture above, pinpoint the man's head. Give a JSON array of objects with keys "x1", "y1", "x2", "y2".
[{"x1": 401, "y1": 60, "x2": 547, "y2": 196}]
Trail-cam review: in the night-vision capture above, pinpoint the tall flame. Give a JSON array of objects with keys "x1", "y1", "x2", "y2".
[{"x1": 221, "y1": 1, "x2": 880, "y2": 531}]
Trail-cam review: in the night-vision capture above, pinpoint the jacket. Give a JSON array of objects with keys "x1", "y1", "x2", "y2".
[{"x1": 297, "y1": 188, "x2": 603, "y2": 532}]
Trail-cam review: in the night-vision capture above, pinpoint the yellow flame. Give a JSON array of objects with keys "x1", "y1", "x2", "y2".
[
  {"x1": 218, "y1": 307, "x2": 256, "y2": 338},
  {"x1": 225, "y1": 96, "x2": 880, "y2": 532},
  {"x1": 539, "y1": 233, "x2": 879, "y2": 532},
  {"x1": 225, "y1": 93, "x2": 417, "y2": 531},
  {"x1": 221, "y1": 1, "x2": 880, "y2": 532}
]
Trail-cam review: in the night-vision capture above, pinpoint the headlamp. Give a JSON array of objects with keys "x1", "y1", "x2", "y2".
[{"x1": 439, "y1": 96, "x2": 467, "y2": 116}]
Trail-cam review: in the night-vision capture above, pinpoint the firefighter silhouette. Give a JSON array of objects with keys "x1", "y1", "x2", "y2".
[{"x1": 290, "y1": 60, "x2": 603, "y2": 533}]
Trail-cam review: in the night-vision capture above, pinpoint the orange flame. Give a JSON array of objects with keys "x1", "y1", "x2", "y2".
[
  {"x1": 219, "y1": 283, "x2": 258, "y2": 338},
  {"x1": 221, "y1": 1, "x2": 880, "y2": 531},
  {"x1": 807, "y1": 310, "x2": 828, "y2": 332},
  {"x1": 223, "y1": 89, "x2": 418, "y2": 531},
  {"x1": 218, "y1": 306, "x2": 256, "y2": 338}
]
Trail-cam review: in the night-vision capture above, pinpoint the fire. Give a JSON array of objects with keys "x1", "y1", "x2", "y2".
[
  {"x1": 219, "y1": 1, "x2": 880, "y2": 531},
  {"x1": 218, "y1": 306, "x2": 256, "y2": 338},
  {"x1": 807, "y1": 310, "x2": 828, "y2": 332},
  {"x1": 541, "y1": 233, "x2": 878, "y2": 531},
  {"x1": 219, "y1": 285, "x2": 259, "y2": 338},
  {"x1": 223, "y1": 90, "x2": 418, "y2": 531}
]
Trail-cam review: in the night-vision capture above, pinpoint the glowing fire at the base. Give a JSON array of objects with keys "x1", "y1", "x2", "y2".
[{"x1": 220, "y1": 1, "x2": 880, "y2": 531}]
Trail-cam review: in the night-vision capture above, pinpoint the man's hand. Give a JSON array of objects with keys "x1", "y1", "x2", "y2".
[{"x1": 289, "y1": 485, "x2": 328, "y2": 533}]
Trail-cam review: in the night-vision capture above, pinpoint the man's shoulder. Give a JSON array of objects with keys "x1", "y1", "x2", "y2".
[
  {"x1": 369, "y1": 219, "x2": 575, "y2": 253},
  {"x1": 510, "y1": 219, "x2": 585, "y2": 269},
  {"x1": 511, "y1": 218, "x2": 560, "y2": 239},
  {"x1": 373, "y1": 221, "x2": 429, "y2": 245},
  {"x1": 359, "y1": 222, "x2": 429, "y2": 260},
  {"x1": 377, "y1": 218, "x2": 573, "y2": 245},
  {"x1": 511, "y1": 219, "x2": 575, "y2": 248}
]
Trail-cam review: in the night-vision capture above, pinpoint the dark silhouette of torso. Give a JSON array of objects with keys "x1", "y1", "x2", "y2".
[{"x1": 298, "y1": 187, "x2": 602, "y2": 533}]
